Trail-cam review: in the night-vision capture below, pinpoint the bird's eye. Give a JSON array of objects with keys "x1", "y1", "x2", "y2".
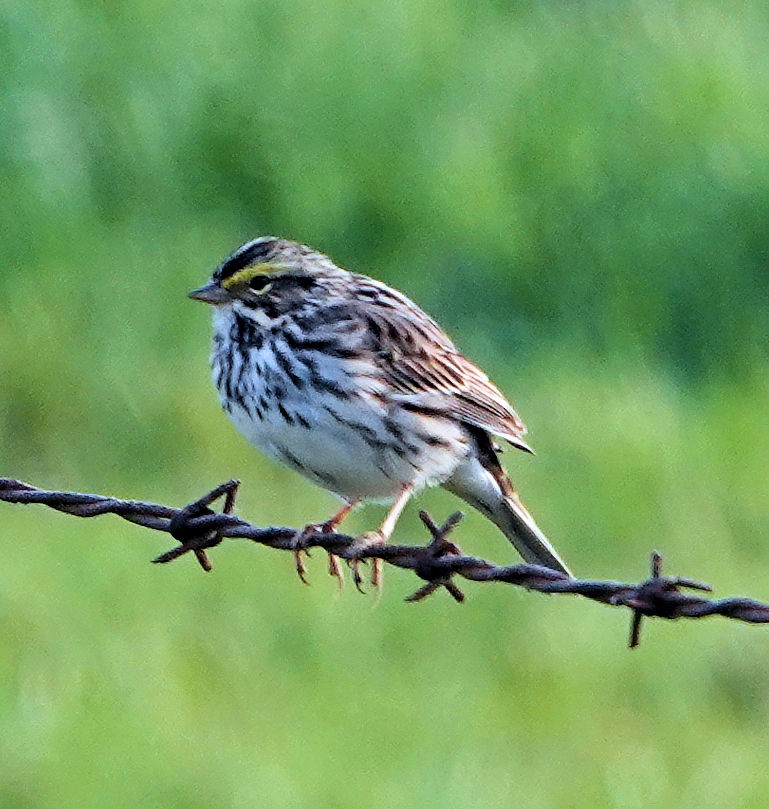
[
  {"x1": 295, "y1": 276, "x2": 315, "y2": 291},
  {"x1": 248, "y1": 276, "x2": 273, "y2": 294}
]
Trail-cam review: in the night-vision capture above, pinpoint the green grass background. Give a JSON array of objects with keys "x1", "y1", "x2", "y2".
[{"x1": 2, "y1": 1, "x2": 769, "y2": 806}]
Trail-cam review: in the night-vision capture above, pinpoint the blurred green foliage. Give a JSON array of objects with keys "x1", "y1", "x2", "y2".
[{"x1": 2, "y1": 1, "x2": 769, "y2": 807}]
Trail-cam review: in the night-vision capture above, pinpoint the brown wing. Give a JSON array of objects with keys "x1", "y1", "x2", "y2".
[{"x1": 356, "y1": 279, "x2": 532, "y2": 451}]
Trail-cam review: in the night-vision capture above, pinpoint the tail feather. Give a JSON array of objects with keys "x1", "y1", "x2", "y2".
[
  {"x1": 488, "y1": 492, "x2": 572, "y2": 576},
  {"x1": 443, "y1": 448, "x2": 572, "y2": 577}
]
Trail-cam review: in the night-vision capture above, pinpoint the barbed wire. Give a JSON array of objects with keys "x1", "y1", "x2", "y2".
[{"x1": 1, "y1": 476, "x2": 767, "y2": 648}]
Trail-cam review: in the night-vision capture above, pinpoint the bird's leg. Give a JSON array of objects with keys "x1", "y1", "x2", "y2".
[
  {"x1": 350, "y1": 485, "x2": 413, "y2": 593},
  {"x1": 303, "y1": 500, "x2": 357, "y2": 536},
  {"x1": 295, "y1": 500, "x2": 358, "y2": 587}
]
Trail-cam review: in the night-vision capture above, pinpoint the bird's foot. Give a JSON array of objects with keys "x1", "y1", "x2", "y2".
[
  {"x1": 301, "y1": 516, "x2": 341, "y2": 537},
  {"x1": 296, "y1": 518, "x2": 347, "y2": 589},
  {"x1": 348, "y1": 530, "x2": 386, "y2": 595}
]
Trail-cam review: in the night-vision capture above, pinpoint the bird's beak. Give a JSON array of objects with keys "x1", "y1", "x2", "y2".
[{"x1": 187, "y1": 281, "x2": 231, "y2": 305}]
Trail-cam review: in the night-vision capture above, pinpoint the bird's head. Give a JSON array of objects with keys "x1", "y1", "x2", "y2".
[{"x1": 188, "y1": 237, "x2": 348, "y2": 316}]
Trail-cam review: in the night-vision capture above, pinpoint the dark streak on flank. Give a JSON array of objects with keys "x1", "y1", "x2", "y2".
[
  {"x1": 306, "y1": 465, "x2": 339, "y2": 489},
  {"x1": 278, "y1": 447, "x2": 307, "y2": 474},
  {"x1": 419, "y1": 433, "x2": 453, "y2": 449},
  {"x1": 296, "y1": 412, "x2": 311, "y2": 429}
]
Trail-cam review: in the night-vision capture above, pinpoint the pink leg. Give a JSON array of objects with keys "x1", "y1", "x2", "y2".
[{"x1": 351, "y1": 485, "x2": 413, "y2": 592}]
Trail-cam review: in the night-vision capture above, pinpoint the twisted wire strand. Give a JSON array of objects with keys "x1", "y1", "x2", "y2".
[{"x1": 1, "y1": 477, "x2": 767, "y2": 647}]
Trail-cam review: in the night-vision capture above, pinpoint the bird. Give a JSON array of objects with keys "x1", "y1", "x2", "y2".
[{"x1": 188, "y1": 236, "x2": 572, "y2": 585}]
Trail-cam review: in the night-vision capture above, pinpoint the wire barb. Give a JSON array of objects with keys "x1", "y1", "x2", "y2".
[
  {"x1": 1, "y1": 477, "x2": 768, "y2": 648},
  {"x1": 158, "y1": 478, "x2": 240, "y2": 571}
]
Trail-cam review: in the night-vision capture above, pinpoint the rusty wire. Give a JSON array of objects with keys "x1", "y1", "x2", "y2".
[{"x1": 1, "y1": 476, "x2": 768, "y2": 648}]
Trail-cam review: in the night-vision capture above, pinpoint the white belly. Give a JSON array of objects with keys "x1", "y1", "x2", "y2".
[
  {"x1": 212, "y1": 309, "x2": 468, "y2": 500},
  {"x1": 226, "y1": 397, "x2": 396, "y2": 498}
]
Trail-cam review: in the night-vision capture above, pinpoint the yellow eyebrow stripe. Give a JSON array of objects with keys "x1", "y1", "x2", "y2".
[{"x1": 222, "y1": 263, "x2": 288, "y2": 290}]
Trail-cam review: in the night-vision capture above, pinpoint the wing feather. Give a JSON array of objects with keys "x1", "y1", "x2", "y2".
[{"x1": 354, "y1": 281, "x2": 531, "y2": 450}]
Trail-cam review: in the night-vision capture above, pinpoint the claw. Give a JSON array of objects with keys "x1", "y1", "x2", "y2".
[
  {"x1": 348, "y1": 530, "x2": 386, "y2": 595},
  {"x1": 294, "y1": 548, "x2": 311, "y2": 585},
  {"x1": 351, "y1": 559, "x2": 366, "y2": 593},
  {"x1": 328, "y1": 553, "x2": 344, "y2": 590},
  {"x1": 371, "y1": 557, "x2": 383, "y2": 591}
]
